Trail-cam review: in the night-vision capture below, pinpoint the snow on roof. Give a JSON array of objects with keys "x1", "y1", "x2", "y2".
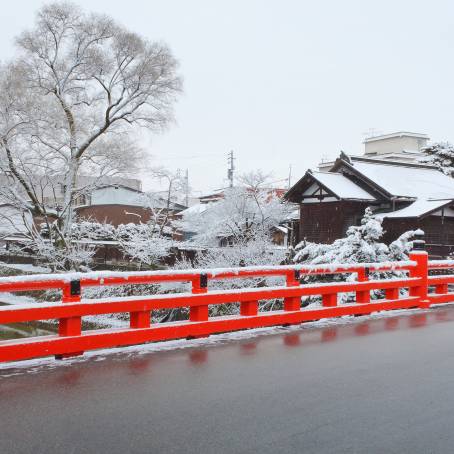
[
  {"x1": 363, "y1": 131, "x2": 429, "y2": 143},
  {"x1": 287, "y1": 209, "x2": 300, "y2": 220},
  {"x1": 312, "y1": 171, "x2": 376, "y2": 201},
  {"x1": 93, "y1": 184, "x2": 143, "y2": 194},
  {"x1": 380, "y1": 199, "x2": 453, "y2": 219},
  {"x1": 179, "y1": 203, "x2": 209, "y2": 216},
  {"x1": 351, "y1": 161, "x2": 454, "y2": 199}
]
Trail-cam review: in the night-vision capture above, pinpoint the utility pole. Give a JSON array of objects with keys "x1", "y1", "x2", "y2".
[
  {"x1": 288, "y1": 164, "x2": 292, "y2": 189},
  {"x1": 185, "y1": 168, "x2": 189, "y2": 207},
  {"x1": 227, "y1": 150, "x2": 235, "y2": 188}
]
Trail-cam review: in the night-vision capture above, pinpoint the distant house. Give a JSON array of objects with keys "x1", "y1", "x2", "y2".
[
  {"x1": 177, "y1": 186, "x2": 292, "y2": 247},
  {"x1": 285, "y1": 153, "x2": 454, "y2": 258},
  {"x1": 75, "y1": 184, "x2": 186, "y2": 227}
]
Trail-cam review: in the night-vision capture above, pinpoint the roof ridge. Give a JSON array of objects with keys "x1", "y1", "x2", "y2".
[{"x1": 350, "y1": 155, "x2": 438, "y2": 170}]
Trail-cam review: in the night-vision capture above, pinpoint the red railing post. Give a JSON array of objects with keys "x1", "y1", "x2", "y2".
[
  {"x1": 130, "y1": 310, "x2": 151, "y2": 329},
  {"x1": 409, "y1": 231, "x2": 429, "y2": 308},
  {"x1": 190, "y1": 273, "x2": 208, "y2": 321},
  {"x1": 322, "y1": 293, "x2": 337, "y2": 307},
  {"x1": 385, "y1": 288, "x2": 400, "y2": 300},
  {"x1": 356, "y1": 267, "x2": 370, "y2": 304},
  {"x1": 240, "y1": 300, "x2": 258, "y2": 316},
  {"x1": 56, "y1": 280, "x2": 83, "y2": 359},
  {"x1": 284, "y1": 270, "x2": 301, "y2": 311},
  {"x1": 435, "y1": 283, "x2": 448, "y2": 294}
]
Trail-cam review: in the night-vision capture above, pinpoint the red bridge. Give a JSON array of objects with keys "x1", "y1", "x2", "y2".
[{"x1": 2, "y1": 247, "x2": 454, "y2": 453}]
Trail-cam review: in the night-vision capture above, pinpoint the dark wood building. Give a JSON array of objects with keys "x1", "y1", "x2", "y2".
[{"x1": 285, "y1": 154, "x2": 454, "y2": 257}]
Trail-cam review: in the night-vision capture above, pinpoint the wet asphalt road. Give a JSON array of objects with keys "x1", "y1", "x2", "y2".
[{"x1": 2, "y1": 307, "x2": 454, "y2": 454}]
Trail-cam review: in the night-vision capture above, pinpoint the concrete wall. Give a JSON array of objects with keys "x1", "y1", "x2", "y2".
[
  {"x1": 91, "y1": 187, "x2": 142, "y2": 206},
  {"x1": 365, "y1": 135, "x2": 428, "y2": 155}
]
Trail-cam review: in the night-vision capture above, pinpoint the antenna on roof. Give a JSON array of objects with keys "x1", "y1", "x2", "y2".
[{"x1": 362, "y1": 128, "x2": 383, "y2": 139}]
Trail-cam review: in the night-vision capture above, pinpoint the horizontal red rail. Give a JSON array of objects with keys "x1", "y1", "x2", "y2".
[
  {"x1": 0, "y1": 261, "x2": 416, "y2": 293},
  {"x1": 0, "y1": 251, "x2": 452, "y2": 363},
  {"x1": 428, "y1": 260, "x2": 454, "y2": 270},
  {"x1": 0, "y1": 278, "x2": 421, "y2": 324},
  {"x1": 0, "y1": 297, "x2": 421, "y2": 362}
]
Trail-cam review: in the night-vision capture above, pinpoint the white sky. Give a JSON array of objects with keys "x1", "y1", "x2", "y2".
[{"x1": 1, "y1": 0, "x2": 454, "y2": 194}]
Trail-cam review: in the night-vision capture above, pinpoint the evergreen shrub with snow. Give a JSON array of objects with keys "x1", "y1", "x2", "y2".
[
  {"x1": 421, "y1": 142, "x2": 454, "y2": 177},
  {"x1": 292, "y1": 208, "x2": 416, "y2": 304}
]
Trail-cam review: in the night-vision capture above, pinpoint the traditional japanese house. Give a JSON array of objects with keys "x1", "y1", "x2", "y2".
[{"x1": 285, "y1": 153, "x2": 454, "y2": 257}]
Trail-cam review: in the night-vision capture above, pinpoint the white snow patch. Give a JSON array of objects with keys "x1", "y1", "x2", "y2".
[
  {"x1": 312, "y1": 171, "x2": 376, "y2": 200},
  {"x1": 0, "y1": 262, "x2": 51, "y2": 273}
]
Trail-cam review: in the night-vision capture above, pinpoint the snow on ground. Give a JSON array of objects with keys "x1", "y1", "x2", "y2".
[
  {"x1": 0, "y1": 262, "x2": 51, "y2": 274},
  {"x1": 0, "y1": 305, "x2": 442, "y2": 377},
  {"x1": 0, "y1": 292, "x2": 38, "y2": 305}
]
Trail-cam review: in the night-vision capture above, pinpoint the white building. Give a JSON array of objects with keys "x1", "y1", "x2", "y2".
[
  {"x1": 76, "y1": 184, "x2": 144, "y2": 207},
  {"x1": 318, "y1": 131, "x2": 430, "y2": 171}
]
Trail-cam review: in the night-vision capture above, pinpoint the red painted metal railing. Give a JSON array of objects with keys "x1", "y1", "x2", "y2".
[{"x1": 0, "y1": 250, "x2": 452, "y2": 363}]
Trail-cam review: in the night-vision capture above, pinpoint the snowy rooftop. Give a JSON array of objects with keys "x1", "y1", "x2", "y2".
[
  {"x1": 380, "y1": 199, "x2": 453, "y2": 219},
  {"x1": 179, "y1": 203, "x2": 209, "y2": 217},
  {"x1": 312, "y1": 171, "x2": 376, "y2": 200},
  {"x1": 363, "y1": 131, "x2": 429, "y2": 143},
  {"x1": 351, "y1": 161, "x2": 454, "y2": 199}
]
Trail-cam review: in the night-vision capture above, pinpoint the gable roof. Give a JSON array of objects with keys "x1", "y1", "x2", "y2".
[
  {"x1": 311, "y1": 171, "x2": 376, "y2": 200},
  {"x1": 286, "y1": 153, "x2": 454, "y2": 220},
  {"x1": 285, "y1": 170, "x2": 376, "y2": 202},
  {"x1": 347, "y1": 159, "x2": 454, "y2": 200}
]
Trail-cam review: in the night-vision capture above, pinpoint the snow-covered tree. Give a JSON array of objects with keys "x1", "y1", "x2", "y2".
[
  {"x1": 178, "y1": 171, "x2": 292, "y2": 247},
  {"x1": 388, "y1": 230, "x2": 416, "y2": 261},
  {"x1": 0, "y1": 1, "x2": 182, "y2": 270},
  {"x1": 111, "y1": 167, "x2": 187, "y2": 269},
  {"x1": 293, "y1": 208, "x2": 416, "y2": 303},
  {"x1": 30, "y1": 220, "x2": 116, "y2": 271},
  {"x1": 420, "y1": 142, "x2": 454, "y2": 177},
  {"x1": 116, "y1": 223, "x2": 172, "y2": 268},
  {"x1": 141, "y1": 167, "x2": 187, "y2": 237},
  {"x1": 293, "y1": 208, "x2": 389, "y2": 265}
]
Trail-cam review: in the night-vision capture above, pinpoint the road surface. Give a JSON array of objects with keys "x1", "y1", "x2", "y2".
[{"x1": 2, "y1": 306, "x2": 454, "y2": 453}]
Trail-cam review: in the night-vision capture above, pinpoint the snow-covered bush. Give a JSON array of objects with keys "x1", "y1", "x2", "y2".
[
  {"x1": 294, "y1": 208, "x2": 389, "y2": 265},
  {"x1": 31, "y1": 235, "x2": 96, "y2": 272},
  {"x1": 71, "y1": 221, "x2": 116, "y2": 241},
  {"x1": 293, "y1": 208, "x2": 416, "y2": 304},
  {"x1": 22, "y1": 220, "x2": 173, "y2": 271},
  {"x1": 115, "y1": 223, "x2": 173, "y2": 267},
  {"x1": 170, "y1": 235, "x2": 288, "y2": 318}
]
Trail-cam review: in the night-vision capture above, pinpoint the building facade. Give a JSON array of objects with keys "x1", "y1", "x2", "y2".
[{"x1": 286, "y1": 151, "x2": 454, "y2": 258}]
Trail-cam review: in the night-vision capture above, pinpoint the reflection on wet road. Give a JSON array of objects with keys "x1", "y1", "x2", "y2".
[{"x1": 2, "y1": 307, "x2": 454, "y2": 453}]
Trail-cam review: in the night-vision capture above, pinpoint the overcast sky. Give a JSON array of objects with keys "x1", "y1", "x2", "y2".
[{"x1": 1, "y1": 0, "x2": 454, "y2": 194}]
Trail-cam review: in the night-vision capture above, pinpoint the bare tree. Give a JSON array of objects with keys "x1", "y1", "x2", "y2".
[
  {"x1": 0, "y1": 1, "x2": 182, "y2": 269},
  {"x1": 143, "y1": 167, "x2": 187, "y2": 236}
]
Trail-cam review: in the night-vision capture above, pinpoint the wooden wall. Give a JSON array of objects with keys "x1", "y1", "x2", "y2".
[{"x1": 299, "y1": 201, "x2": 371, "y2": 244}]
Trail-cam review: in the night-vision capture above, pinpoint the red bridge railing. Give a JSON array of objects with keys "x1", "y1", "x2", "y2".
[{"x1": 0, "y1": 249, "x2": 452, "y2": 363}]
